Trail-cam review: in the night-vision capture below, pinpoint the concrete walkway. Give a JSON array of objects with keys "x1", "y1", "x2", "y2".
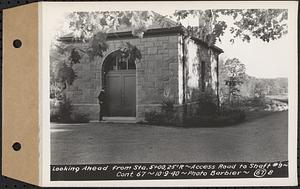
[{"x1": 51, "y1": 111, "x2": 288, "y2": 165}]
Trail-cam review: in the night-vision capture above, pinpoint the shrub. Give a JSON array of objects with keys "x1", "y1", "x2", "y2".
[
  {"x1": 50, "y1": 114, "x2": 60, "y2": 122},
  {"x1": 50, "y1": 98, "x2": 89, "y2": 123},
  {"x1": 50, "y1": 98, "x2": 73, "y2": 122},
  {"x1": 161, "y1": 98, "x2": 177, "y2": 124},
  {"x1": 185, "y1": 108, "x2": 246, "y2": 127},
  {"x1": 185, "y1": 96, "x2": 246, "y2": 127},
  {"x1": 196, "y1": 92, "x2": 218, "y2": 115},
  {"x1": 144, "y1": 97, "x2": 179, "y2": 125},
  {"x1": 144, "y1": 111, "x2": 164, "y2": 125},
  {"x1": 250, "y1": 96, "x2": 267, "y2": 108},
  {"x1": 58, "y1": 98, "x2": 73, "y2": 122},
  {"x1": 71, "y1": 112, "x2": 90, "y2": 123},
  {"x1": 144, "y1": 91, "x2": 246, "y2": 127}
]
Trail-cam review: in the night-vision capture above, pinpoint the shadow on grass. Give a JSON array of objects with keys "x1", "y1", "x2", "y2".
[
  {"x1": 138, "y1": 111, "x2": 286, "y2": 129},
  {"x1": 245, "y1": 110, "x2": 286, "y2": 122}
]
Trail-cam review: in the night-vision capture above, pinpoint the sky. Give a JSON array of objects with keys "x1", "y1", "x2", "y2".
[
  {"x1": 216, "y1": 34, "x2": 290, "y2": 79},
  {"x1": 47, "y1": 5, "x2": 292, "y2": 79},
  {"x1": 159, "y1": 12, "x2": 290, "y2": 79}
]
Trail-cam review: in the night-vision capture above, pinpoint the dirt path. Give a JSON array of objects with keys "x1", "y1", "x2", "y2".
[{"x1": 51, "y1": 111, "x2": 288, "y2": 165}]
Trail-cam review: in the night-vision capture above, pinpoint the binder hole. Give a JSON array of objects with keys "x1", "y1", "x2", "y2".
[
  {"x1": 12, "y1": 142, "x2": 21, "y2": 151},
  {"x1": 13, "y1": 39, "x2": 22, "y2": 48}
]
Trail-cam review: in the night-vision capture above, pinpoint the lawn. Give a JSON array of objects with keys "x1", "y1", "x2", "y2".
[{"x1": 51, "y1": 111, "x2": 288, "y2": 165}]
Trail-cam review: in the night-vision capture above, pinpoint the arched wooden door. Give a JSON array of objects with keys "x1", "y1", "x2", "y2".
[{"x1": 103, "y1": 50, "x2": 136, "y2": 117}]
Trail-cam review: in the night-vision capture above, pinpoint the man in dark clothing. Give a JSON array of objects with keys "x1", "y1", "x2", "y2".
[{"x1": 98, "y1": 89, "x2": 105, "y2": 121}]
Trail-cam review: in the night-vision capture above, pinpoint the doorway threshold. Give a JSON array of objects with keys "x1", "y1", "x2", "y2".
[{"x1": 101, "y1": 117, "x2": 137, "y2": 123}]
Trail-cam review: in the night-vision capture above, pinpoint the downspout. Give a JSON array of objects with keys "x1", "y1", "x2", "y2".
[
  {"x1": 216, "y1": 54, "x2": 220, "y2": 107},
  {"x1": 182, "y1": 35, "x2": 187, "y2": 120}
]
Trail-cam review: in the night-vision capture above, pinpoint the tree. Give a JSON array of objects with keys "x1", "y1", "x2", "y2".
[
  {"x1": 174, "y1": 9, "x2": 288, "y2": 45},
  {"x1": 253, "y1": 81, "x2": 266, "y2": 98},
  {"x1": 51, "y1": 11, "x2": 154, "y2": 100},
  {"x1": 51, "y1": 9, "x2": 288, "y2": 101},
  {"x1": 222, "y1": 58, "x2": 246, "y2": 102}
]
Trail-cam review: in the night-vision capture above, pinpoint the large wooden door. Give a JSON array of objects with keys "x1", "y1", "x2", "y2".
[{"x1": 106, "y1": 70, "x2": 136, "y2": 116}]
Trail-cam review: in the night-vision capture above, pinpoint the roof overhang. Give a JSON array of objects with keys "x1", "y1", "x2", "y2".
[
  {"x1": 190, "y1": 37, "x2": 224, "y2": 54},
  {"x1": 58, "y1": 26, "x2": 184, "y2": 42},
  {"x1": 58, "y1": 26, "x2": 223, "y2": 54}
]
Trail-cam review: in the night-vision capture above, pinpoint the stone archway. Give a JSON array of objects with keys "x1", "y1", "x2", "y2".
[{"x1": 101, "y1": 50, "x2": 136, "y2": 117}]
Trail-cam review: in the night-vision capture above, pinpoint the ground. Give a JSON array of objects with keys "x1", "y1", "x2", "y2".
[{"x1": 51, "y1": 111, "x2": 288, "y2": 165}]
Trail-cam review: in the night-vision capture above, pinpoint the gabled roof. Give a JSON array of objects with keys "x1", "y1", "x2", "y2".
[{"x1": 58, "y1": 11, "x2": 223, "y2": 53}]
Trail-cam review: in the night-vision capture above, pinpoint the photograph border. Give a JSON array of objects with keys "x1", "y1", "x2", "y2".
[{"x1": 41, "y1": 1, "x2": 298, "y2": 187}]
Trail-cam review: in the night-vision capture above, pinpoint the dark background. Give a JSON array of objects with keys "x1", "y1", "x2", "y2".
[{"x1": 0, "y1": 0, "x2": 298, "y2": 188}]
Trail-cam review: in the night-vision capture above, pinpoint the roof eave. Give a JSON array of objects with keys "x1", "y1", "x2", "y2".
[
  {"x1": 190, "y1": 36, "x2": 223, "y2": 54},
  {"x1": 58, "y1": 26, "x2": 184, "y2": 42}
]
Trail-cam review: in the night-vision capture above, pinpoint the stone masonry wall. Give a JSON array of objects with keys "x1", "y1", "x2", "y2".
[
  {"x1": 176, "y1": 37, "x2": 220, "y2": 121},
  {"x1": 183, "y1": 37, "x2": 219, "y2": 103},
  {"x1": 63, "y1": 34, "x2": 180, "y2": 120}
]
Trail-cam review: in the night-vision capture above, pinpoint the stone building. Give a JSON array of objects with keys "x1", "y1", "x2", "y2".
[{"x1": 58, "y1": 13, "x2": 223, "y2": 121}]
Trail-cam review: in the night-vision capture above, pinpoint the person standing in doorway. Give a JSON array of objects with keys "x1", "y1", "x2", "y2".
[{"x1": 98, "y1": 89, "x2": 105, "y2": 121}]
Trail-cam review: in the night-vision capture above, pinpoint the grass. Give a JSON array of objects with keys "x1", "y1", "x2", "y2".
[{"x1": 245, "y1": 110, "x2": 285, "y2": 122}]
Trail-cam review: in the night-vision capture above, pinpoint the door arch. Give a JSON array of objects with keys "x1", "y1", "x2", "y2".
[{"x1": 101, "y1": 50, "x2": 136, "y2": 117}]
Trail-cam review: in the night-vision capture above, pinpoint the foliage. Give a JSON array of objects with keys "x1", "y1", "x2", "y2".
[
  {"x1": 221, "y1": 9, "x2": 288, "y2": 42},
  {"x1": 185, "y1": 112, "x2": 245, "y2": 127},
  {"x1": 50, "y1": 98, "x2": 73, "y2": 123},
  {"x1": 184, "y1": 90, "x2": 245, "y2": 127},
  {"x1": 239, "y1": 75, "x2": 288, "y2": 97},
  {"x1": 50, "y1": 11, "x2": 150, "y2": 98},
  {"x1": 253, "y1": 82, "x2": 266, "y2": 98},
  {"x1": 174, "y1": 9, "x2": 288, "y2": 44},
  {"x1": 248, "y1": 96, "x2": 268, "y2": 108},
  {"x1": 71, "y1": 112, "x2": 90, "y2": 123},
  {"x1": 174, "y1": 10, "x2": 227, "y2": 45},
  {"x1": 145, "y1": 90, "x2": 246, "y2": 127},
  {"x1": 144, "y1": 88, "x2": 178, "y2": 125},
  {"x1": 66, "y1": 9, "x2": 288, "y2": 45},
  {"x1": 51, "y1": 9, "x2": 288, "y2": 101},
  {"x1": 160, "y1": 98, "x2": 177, "y2": 124},
  {"x1": 144, "y1": 111, "x2": 165, "y2": 125},
  {"x1": 69, "y1": 48, "x2": 81, "y2": 65},
  {"x1": 144, "y1": 106, "x2": 178, "y2": 125},
  {"x1": 196, "y1": 91, "x2": 218, "y2": 115},
  {"x1": 50, "y1": 9, "x2": 288, "y2": 122},
  {"x1": 63, "y1": 11, "x2": 154, "y2": 61},
  {"x1": 67, "y1": 11, "x2": 156, "y2": 40},
  {"x1": 56, "y1": 63, "x2": 77, "y2": 87},
  {"x1": 161, "y1": 88, "x2": 178, "y2": 124},
  {"x1": 50, "y1": 98, "x2": 90, "y2": 123},
  {"x1": 184, "y1": 100, "x2": 245, "y2": 127},
  {"x1": 221, "y1": 58, "x2": 246, "y2": 102},
  {"x1": 219, "y1": 56, "x2": 288, "y2": 104},
  {"x1": 224, "y1": 58, "x2": 246, "y2": 78},
  {"x1": 121, "y1": 42, "x2": 142, "y2": 63},
  {"x1": 86, "y1": 32, "x2": 109, "y2": 60}
]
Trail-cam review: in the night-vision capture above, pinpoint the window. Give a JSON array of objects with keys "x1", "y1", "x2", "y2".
[
  {"x1": 113, "y1": 53, "x2": 136, "y2": 70},
  {"x1": 116, "y1": 56, "x2": 128, "y2": 70},
  {"x1": 104, "y1": 50, "x2": 136, "y2": 72}
]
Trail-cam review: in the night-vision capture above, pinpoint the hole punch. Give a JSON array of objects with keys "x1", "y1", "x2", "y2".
[
  {"x1": 13, "y1": 39, "x2": 22, "y2": 48},
  {"x1": 12, "y1": 142, "x2": 21, "y2": 151}
]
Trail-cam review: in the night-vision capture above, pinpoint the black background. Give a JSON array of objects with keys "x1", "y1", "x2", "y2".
[{"x1": 0, "y1": 0, "x2": 299, "y2": 188}]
